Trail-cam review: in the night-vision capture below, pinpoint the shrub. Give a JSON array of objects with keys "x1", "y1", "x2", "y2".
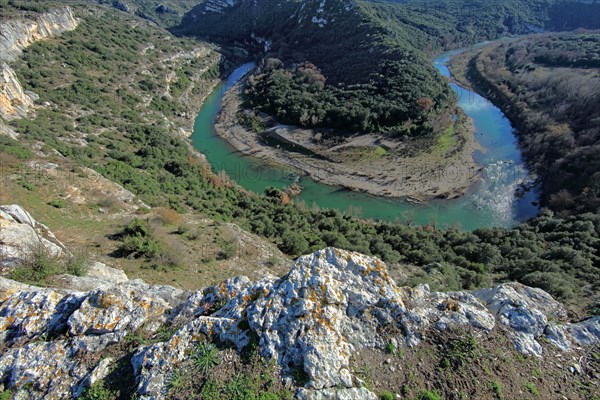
[
  {"x1": 118, "y1": 219, "x2": 162, "y2": 259},
  {"x1": 417, "y1": 391, "x2": 442, "y2": 400},
  {"x1": 280, "y1": 230, "x2": 309, "y2": 255},
  {"x1": 80, "y1": 381, "x2": 113, "y2": 400},
  {"x1": 65, "y1": 251, "x2": 89, "y2": 276},
  {"x1": 49, "y1": 199, "x2": 66, "y2": 209},
  {"x1": 380, "y1": 391, "x2": 395, "y2": 400},
  {"x1": 524, "y1": 382, "x2": 540, "y2": 397},
  {"x1": 153, "y1": 207, "x2": 182, "y2": 225},
  {"x1": 11, "y1": 245, "x2": 62, "y2": 284}
]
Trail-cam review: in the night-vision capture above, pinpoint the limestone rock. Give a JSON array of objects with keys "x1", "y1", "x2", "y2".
[
  {"x1": 0, "y1": 63, "x2": 35, "y2": 120},
  {"x1": 297, "y1": 387, "x2": 379, "y2": 400},
  {"x1": 0, "y1": 7, "x2": 78, "y2": 64},
  {"x1": 0, "y1": 7, "x2": 78, "y2": 120},
  {"x1": 0, "y1": 204, "x2": 69, "y2": 266},
  {"x1": 0, "y1": 247, "x2": 599, "y2": 399},
  {"x1": 473, "y1": 283, "x2": 569, "y2": 356},
  {"x1": 85, "y1": 261, "x2": 128, "y2": 283}
]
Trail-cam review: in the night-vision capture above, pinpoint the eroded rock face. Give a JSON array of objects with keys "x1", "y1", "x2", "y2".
[
  {"x1": 473, "y1": 283, "x2": 569, "y2": 356},
  {"x1": 1, "y1": 245, "x2": 599, "y2": 399},
  {"x1": 0, "y1": 8, "x2": 78, "y2": 64},
  {"x1": 0, "y1": 204, "x2": 69, "y2": 267},
  {"x1": 0, "y1": 7, "x2": 78, "y2": 120}
]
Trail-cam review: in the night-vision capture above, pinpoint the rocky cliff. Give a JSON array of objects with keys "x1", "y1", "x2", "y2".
[
  {"x1": 0, "y1": 7, "x2": 78, "y2": 120},
  {"x1": 0, "y1": 205, "x2": 599, "y2": 399}
]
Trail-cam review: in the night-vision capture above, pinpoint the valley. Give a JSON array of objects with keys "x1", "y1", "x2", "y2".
[{"x1": 0, "y1": 0, "x2": 600, "y2": 399}]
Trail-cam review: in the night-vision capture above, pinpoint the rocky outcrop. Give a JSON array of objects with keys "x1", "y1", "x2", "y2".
[
  {"x1": 0, "y1": 7, "x2": 78, "y2": 120},
  {"x1": 0, "y1": 204, "x2": 69, "y2": 268},
  {"x1": 0, "y1": 64, "x2": 36, "y2": 120},
  {"x1": 0, "y1": 217, "x2": 599, "y2": 399},
  {"x1": 0, "y1": 8, "x2": 78, "y2": 64}
]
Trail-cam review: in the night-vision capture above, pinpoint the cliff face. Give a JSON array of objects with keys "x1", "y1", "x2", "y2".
[
  {"x1": 0, "y1": 205, "x2": 599, "y2": 399},
  {"x1": 0, "y1": 7, "x2": 78, "y2": 64},
  {"x1": 0, "y1": 7, "x2": 78, "y2": 120}
]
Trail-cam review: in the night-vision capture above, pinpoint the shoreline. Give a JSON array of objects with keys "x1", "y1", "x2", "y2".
[{"x1": 213, "y1": 81, "x2": 483, "y2": 200}]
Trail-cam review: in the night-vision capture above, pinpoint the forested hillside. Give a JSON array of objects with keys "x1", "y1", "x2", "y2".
[
  {"x1": 176, "y1": 0, "x2": 600, "y2": 136},
  {"x1": 1, "y1": 0, "x2": 600, "y2": 313},
  {"x1": 450, "y1": 32, "x2": 600, "y2": 215}
]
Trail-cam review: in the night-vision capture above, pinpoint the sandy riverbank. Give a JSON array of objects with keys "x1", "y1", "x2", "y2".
[{"x1": 214, "y1": 82, "x2": 483, "y2": 200}]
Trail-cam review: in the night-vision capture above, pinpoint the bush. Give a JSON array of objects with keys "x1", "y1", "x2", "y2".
[
  {"x1": 80, "y1": 381, "x2": 114, "y2": 400},
  {"x1": 380, "y1": 391, "x2": 395, "y2": 400},
  {"x1": 118, "y1": 219, "x2": 163, "y2": 259},
  {"x1": 65, "y1": 253, "x2": 89, "y2": 276},
  {"x1": 10, "y1": 245, "x2": 62, "y2": 284},
  {"x1": 153, "y1": 207, "x2": 183, "y2": 225},
  {"x1": 280, "y1": 230, "x2": 309, "y2": 255},
  {"x1": 49, "y1": 199, "x2": 66, "y2": 209},
  {"x1": 417, "y1": 391, "x2": 442, "y2": 400}
]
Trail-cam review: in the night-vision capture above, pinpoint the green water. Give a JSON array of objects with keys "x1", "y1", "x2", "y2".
[{"x1": 191, "y1": 51, "x2": 539, "y2": 230}]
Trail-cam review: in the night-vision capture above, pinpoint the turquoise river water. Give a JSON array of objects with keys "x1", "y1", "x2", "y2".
[{"x1": 191, "y1": 50, "x2": 539, "y2": 230}]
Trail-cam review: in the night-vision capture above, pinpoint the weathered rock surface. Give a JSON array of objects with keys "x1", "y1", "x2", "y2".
[
  {"x1": 0, "y1": 204, "x2": 69, "y2": 266},
  {"x1": 1, "y1": 244, "x2": 599, "y2": 399},
  {"x1": 0, "y1": 7, "x2": 78, "y2": 120},
  {"x1": 0, "y1": 7, "x2": 78, "y2": 64}
]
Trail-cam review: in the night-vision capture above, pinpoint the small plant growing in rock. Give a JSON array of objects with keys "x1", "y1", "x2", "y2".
[
  {"x1": 80, "y1": 381, "x2": 114, "y2": 400},
  {"x1": 380, "y1": 391, "x2": 395, "y2": 400},
  {"x1": 490, "y1": 380, "x2": 503, "y2": 399},
  {"x1": 386, "y1": 342, "x2": 396, "y2": 354},
  {"x1": 524, "y1": 382, "x2": 540, "y2": 397},
  {"x1": 192, "y1": 342, "x2": 220, "y2": 374},
  {"x1": 417, "y1": 390, "x2": 442, "y2": 400},
  {"x1": 0, "y1": 389, "x2": 14, "y2": 400},
  {"x1": 166, "y1": 369, "x2": 186, "y2": 394}
]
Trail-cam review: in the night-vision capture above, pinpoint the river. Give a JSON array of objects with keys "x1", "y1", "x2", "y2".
[{"x1": 191, "y1": 50, "x2": 539, "y2": 230}]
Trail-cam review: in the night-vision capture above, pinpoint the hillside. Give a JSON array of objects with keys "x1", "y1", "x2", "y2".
[
  {"x1": 448, "y1": 32, "x2": 600, "y2": 215},
  {"x1": 176, "y1": 0, "x2": 600, "y2": 136},
  {"x1": 0, "y1": 1, "x2": 600, "y2": 399},
  {"x1": 0, "y1": 0, "x2": 600, "y2": 312},
  {"x1": 0, "y1": 216, "x2": 598, "y2": 399}
]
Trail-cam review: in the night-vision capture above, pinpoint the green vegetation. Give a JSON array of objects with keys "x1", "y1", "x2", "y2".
[
  {"x1": 416, "y1": 390, "x2": 442, "y2": 400},
  {"x1": 0, "y1": 389, "x2": 14, "y2": 400},
  {"x1": 80, "y1": 381, "x2": 114, "y2": 400},
  {"x1": 524, "y1": 382, "x2": 540, "y2": 397},
  {"x1": 117, "y1": 219, "x2": 163, "y2": 260},
  {"x1": 490, "y1": 380, "x2": 504, "y2": 399},
  {"x1": 440, "y1": 336, "x2": 479, "y2": 370},
  {"x1": 192, "y1": 341, "x2": 221, "y2": 374},
  {"x1": 3, "y1": 1, "x2": 600, "y2": 315},
  {"x1": 380, "y1": 391, "x2": 395, "y2": 400},
  {"x1": 180, "y1": 0, "x2": 600, "y2": 136},
  {"x1": 9, "y1": 245, "x2": 89, "y2": 284},
  {"x1": 455, "y1": 32, "x2": 600, "y2": 215}
]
